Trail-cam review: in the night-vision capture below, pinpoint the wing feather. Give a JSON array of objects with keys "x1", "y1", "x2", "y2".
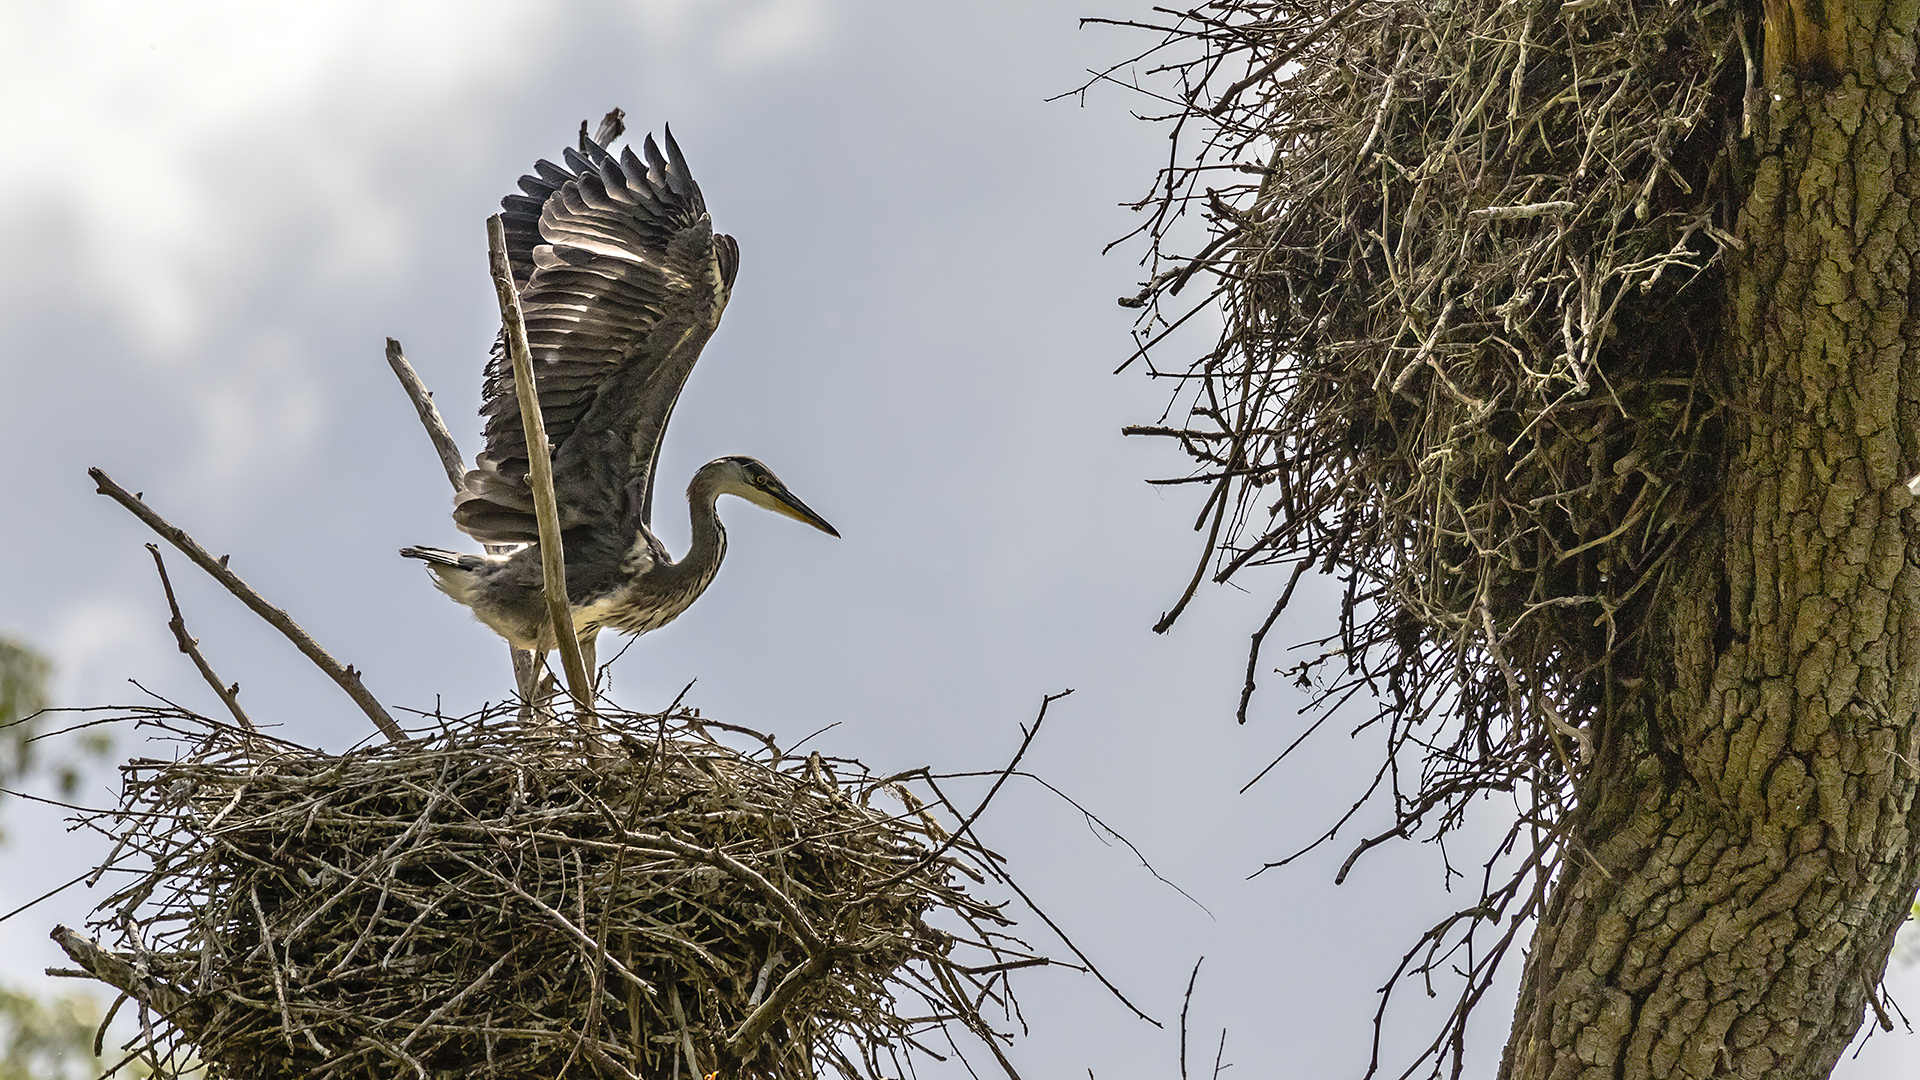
[{"x1": 455, "y1": 126, "x2": 736, "y2": 546}]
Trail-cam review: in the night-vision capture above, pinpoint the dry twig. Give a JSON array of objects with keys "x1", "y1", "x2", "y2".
[
  {"x1": 486, "y1": 214, "x2": 595, "y2": 721},
  {"x1": 383, "y1": 337, "x2": 466, "y2": 492},
  {"x1": 145, "y1": 545, "x2": 255, "y2": 734},
  {"x1": 382, "y1": 336, "x2": 543, "y2": 714},
  {"x1": 90, "y1": 468, "x2": 404, "y2": 742}
]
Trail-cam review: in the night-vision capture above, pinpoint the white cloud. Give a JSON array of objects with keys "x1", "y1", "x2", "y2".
[
  {"x1": 190, "y1": 331, "x2": 329, "y2": 491},
  {"x1": 0, "y1": 1, "x2": 563, "y2": 500},
  {"x1": 0, "y1": 1, "x2": 545, "y2": 349},
  {"x1": 0, "y1": 0, "x2": 840, "y2": 350},
  {"x1": 0, "y1": 0, "x2": 844, "y2": 501},
  {"x1": 715, "y1": 0, "x2": 831, "y2": 72},
  {"x1": 45, "y1": 596, "x2": 169, "y2": 708}
]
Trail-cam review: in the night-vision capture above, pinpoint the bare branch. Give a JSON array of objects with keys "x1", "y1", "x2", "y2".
[
  {"x1": 485, "y1": 214, "x2": 594, "y2": 723},
  {"x1": 145, "y1": 544, "x2": 255, "y2": 734},
  {"x1": 50, "y1": 925, "x2": 197, "y2": 1021},
  {"x1": 384, "y1": 337, "x2": 467, "y2": 491},
  {"x1": 89, "y1": 467, "x2": 404, "y2": 742},
  {"x1": 872, "y1": 690, "x2": 1071, "y2": 893}
]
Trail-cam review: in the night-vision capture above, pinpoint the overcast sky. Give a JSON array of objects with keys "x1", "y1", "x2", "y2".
[{"x1": 3, "y1": 3, "x2": 1918, "y2": 1077}]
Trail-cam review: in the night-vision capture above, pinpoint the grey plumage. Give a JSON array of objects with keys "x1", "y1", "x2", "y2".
[{"x1": 403, "y1": 124, "x2": 837, "y2": 673}]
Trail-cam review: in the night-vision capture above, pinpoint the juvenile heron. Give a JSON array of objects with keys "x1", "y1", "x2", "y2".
[{"x1": 402, "y1": 122, "x2": 837, "y2": 694}]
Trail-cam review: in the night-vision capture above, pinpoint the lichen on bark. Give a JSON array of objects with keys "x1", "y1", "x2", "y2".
[
  {"x1": 1504, "y1": 14, "x2": 1920, "y2": 1075},
  {"x1": 1098, "y1": 0, "x2": 1920, "y2": 1073}
]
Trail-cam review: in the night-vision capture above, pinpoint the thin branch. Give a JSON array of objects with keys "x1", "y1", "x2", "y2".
[
  {"x1": 441, "y1": 848, "x2": 654, "y2": 996},
  {"x1": 145, "y1": 544, "x2": 256, "y2": 734},
  {"x1": 485, "y1": 214, "x2": 594, "y2": 722},
  {"x1": 384, "y1": 335, "x2": 541, "y2": 698},
  {"x1": 49, "y1": 926, "x2": 199, "y2": 1022},
  {"x1": 1235, "y1": 556, "x2": 1314, "y2": 723},
  {"x1": 921, "y1": 783, "x2": 1160, "y2": 1028},
  {"x1": 384, "y1": 337, "x2": 467, "y2": 491},
  {"x1": 1153, "y1": 475, "x2": 1230, "y2": 634},
  {"x1": 1467, "y1": 201, "x2": 1579, "y2": 221},
  {"x1": 1207, "y1": 0, "x2": 1373, "y2": 117},
  {"x1": 725, "y1": 951, "x2": 835, "y2": 1061},
  {"x1": 89, "y1": 467, "x2": 404, "y2": 742},
  {"x1": 615, "y1": 827, "x2": 827, "y2": 955},
  {"x1": 872, "y1": 690, "x2": 1071, "y2": 893},
  {"x1": 1179, "y1": 956, "x2": 1203, "y2": 1080},
  {"x1": 4, "y1": 868, "x2": 99, "y2": 923}
]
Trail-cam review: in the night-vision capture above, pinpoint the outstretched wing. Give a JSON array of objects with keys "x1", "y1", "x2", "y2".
[{"x1": 454, "y1": 126, "x2": 741, "y2": 546}]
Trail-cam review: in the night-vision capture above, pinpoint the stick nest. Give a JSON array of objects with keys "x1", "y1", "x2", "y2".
[
  {"x1": 1122, "y1": 0, "x2": 1749, "y2": 771},
  {"x1": 1096, "y1": 0, "x2": 1749, "y2": 1074},
  {"x1": 72, "y1": 706, "x2": 1033, "y2": 1080}
]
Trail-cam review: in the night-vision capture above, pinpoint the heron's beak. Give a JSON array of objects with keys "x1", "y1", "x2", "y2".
[{"x1": 766, "y1": 484, "x2": 840, "y2": 538}]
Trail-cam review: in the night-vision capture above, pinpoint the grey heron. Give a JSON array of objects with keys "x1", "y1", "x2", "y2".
[{"x1": 402, "y1": 123, "x2": 838, "y2": 697}]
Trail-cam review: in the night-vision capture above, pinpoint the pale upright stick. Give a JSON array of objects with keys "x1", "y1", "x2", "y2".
[{"x1": 484, "y1": 214, "x2": 594, "y2": 721}]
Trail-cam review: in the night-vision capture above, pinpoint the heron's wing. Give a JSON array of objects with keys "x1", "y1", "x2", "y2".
[{"x1": 454, "y1": 128, "x2": 741, "y2": 546}]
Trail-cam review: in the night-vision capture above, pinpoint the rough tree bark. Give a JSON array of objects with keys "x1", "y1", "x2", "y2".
[{"x1": 1501, "y1": 6, "x2": 1920, "y2": 1076}]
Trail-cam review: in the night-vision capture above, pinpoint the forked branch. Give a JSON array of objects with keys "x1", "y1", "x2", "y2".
[
  {"x1": 89, "y1": 467, "x2": 404, "y2": 742},
  {"x1": 146, "y1": 544, "x2": 256, "y2": 734}
]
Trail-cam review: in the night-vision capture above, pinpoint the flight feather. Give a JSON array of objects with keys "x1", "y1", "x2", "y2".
[{"x1": 454, "y1": 128, "x2": 741, "y2": 546}]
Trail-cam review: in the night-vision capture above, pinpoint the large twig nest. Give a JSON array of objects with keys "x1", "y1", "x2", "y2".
[
  {"x1": 1124, "y1": 0, "x2": 1746, "y2": 761},
  {"x1": 1104, "y1": 0, "x2": 1749, "y2": 885},
  {"x1": 61, "y1": 705, "x2": 1034, "y2": 1079},
  {"x1": 1090, "y1": 2, "x2": 1750, "y2": 1075}
]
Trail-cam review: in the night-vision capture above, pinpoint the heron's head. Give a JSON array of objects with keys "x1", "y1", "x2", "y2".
[{"x1": 699, "y1": 455, "x2": 840, "y2": 537}]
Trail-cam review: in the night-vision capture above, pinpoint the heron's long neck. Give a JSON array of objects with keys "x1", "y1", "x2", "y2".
[{"x1": 656, "y1": 475, "x2": 728, "y2": 600}]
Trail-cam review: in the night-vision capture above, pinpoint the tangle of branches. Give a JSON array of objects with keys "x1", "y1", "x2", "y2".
[{"x1": 1086, "y1": 0, "x2": 1750, "y2": 1073}]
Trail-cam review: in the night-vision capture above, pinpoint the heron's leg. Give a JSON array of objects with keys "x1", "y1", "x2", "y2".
[
  {"x1": 575, "y1": 629, "x2": 602, "y2": 742},
  {"x1": 512, "y1": 647, "x2": 536, "y2": 698},
  {"x1": 512, "y1": 646, "x2": 537, "y2": 723},
  {"x1": 513, "y1": 647, "x2": 559, "y2": 725}
]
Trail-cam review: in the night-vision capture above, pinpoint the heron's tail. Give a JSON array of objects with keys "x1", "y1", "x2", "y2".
[
  {"x1": 399, "y1": 546, "x2": 494, "y2": 608},
  {"x1": 399, "y1": 546, "x2": 478, "y2": 569}
]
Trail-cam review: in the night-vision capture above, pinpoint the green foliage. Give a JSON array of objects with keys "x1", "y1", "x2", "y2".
[
  {"x1": 0, "y1": 637, "x2": 169, "y2": 1078},
  {"x1": 0, "y1": 984, "x2": 135, "y2": 1080},
  {"x1": 1, "y1": 636, "x2": 111, "y2": 836},
  {"x1": 0, "y1": 636, "x2": 53, "y2": 790}
]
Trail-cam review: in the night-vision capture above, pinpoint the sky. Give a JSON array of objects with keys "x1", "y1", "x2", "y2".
[{"x1": 2, "y1": 2, "x2": 1918, "y2": 1077}]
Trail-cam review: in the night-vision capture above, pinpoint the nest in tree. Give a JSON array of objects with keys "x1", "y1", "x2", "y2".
[
  {"x1": 1119, "y1": 0, "x2": 1749, "y2": 768},
  {"x1": 1094, "y1": 1, "x2": 1751, "y2": 1074},
  {"x1": 1106, "y1": 0, "x2": 1755, "y2": 827},
  {"x1": 60, "y1": 705, "x2": 1034, "y2": 1080}
]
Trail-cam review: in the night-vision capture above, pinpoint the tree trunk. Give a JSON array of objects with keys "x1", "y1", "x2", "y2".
[{"x1": 1501, "y1": 10, "x2": 1920, "y2": 1078}]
